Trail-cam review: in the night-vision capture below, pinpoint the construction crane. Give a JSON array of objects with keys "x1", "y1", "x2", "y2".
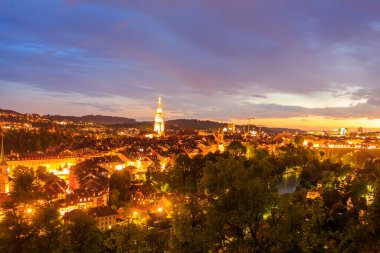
[{"x1": 247, "y1": 118, "x2": 255, "y2": 134}]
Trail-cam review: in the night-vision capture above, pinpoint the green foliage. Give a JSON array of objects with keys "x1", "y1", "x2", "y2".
[
  {"x1": 63, "y1": 210, "x2": 102, "y2": 253},
  {"x1": 169, "y1": 196, "x2": 209, "y2": 253},
  {"x1": 299, "y1": 159, "x2": 352, "y2": 189},
  {"x1": 227, "y1": 140, "x2": 247, "y2": 157},
  {"x1": 145, "y1": 159, "x2": 169, "y2": 194},
  {"x1": 11, "y1": 166, "x2": 44, "y2": 202},
  {"x1": 293, "y1": 135, "x2": 304, "y2": 147},
  {"x1": 103, "y1": 223, "x2": 150, "y2": 253},
  {"x1": 342, "y1": 150, "x2": 380, "y2": 168},
  {"x1": 367, "y1": 182, "x2": 380, "y2": 237},
  {"x1": 28, "y1": 206, "x2": 62, "y2": 252},
  {"x1": 4, "y1": 129, "x2": 75, "y2": 153},
  {"x1": 2, "y1": 142, "x2": 380, "y2": 252},
  {"x1": 169, "y1": 154, "x2": 206, "y2": 193},
  {"x1": 109, "y1": 169, "x2": 131, "y2": 205},
  {"x1": 0, "y1": 166, "x2": 61, "y2": 253},
  {"x1": 265, "y1": 194, "x2": 307, "y2": 252},
  {"x1": 201, "y1": 157, "x2": 278, "y2": 251},
  {"x1": 244, "y1": 141, "x2": 257, "y2": 159},
  {"x1": 109, "y1": 189, "x2": 121, "y2": 210},
  {"x1": 279, "y1": 144, "x2": 314, "y2": 170}
]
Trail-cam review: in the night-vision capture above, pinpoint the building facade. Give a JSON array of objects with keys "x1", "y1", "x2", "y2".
[
  {"x1": 88, "y1": 207, "x2": 118, "y2": 231},
  {"x1": 0, "y1": 133, "x2": 9, "y2": 193}
]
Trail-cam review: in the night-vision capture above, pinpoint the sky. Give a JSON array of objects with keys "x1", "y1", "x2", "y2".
[{"x1": 1, "y1": 0, "x2": 380, "y2": 130}]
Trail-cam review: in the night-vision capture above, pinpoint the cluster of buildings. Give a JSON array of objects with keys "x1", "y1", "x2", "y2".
[
  {"x1": 1, "y1": 97, "x2": 378, "y2": 231},
  {"x1": 0, "y1": 97, "x2": 235, "y2": 230},
  {"x1": 301, "y1": 132, "x2": 380, "y2": 150},
  {"x1": 305, "y1": 127, "x2": 372, "y2": 138}
]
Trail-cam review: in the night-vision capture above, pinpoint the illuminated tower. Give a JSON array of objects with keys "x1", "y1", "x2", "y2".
[
  {"x1": 0, "y1": 130, "x2": 9, "y2": 193},
  {"x1": 154, "y1": 97, "x2": 165, "y2": 136}
]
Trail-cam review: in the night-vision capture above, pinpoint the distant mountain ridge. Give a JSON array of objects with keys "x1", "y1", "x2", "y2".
[
  {"x1": 47, "y1": 115, "x2": 136, "y2": 125},
  {"x1": 0, "y1": 108, "x2": 299, "y2": 133},
  {"x1": 109, "y1": 119, "x2": 227, "y2": 130},
  {"x1": 167, "y1": 119, "x2": 226, "y2": 130},
  {"x1": 0, "y1": 108, "x2": 225, "y2": 128},
  {"x1": 0, "y1": 108, "x2": 136, "y2": 125},
  {"x1": 0, "y1": 109, "x2": 20, "y2": 115}
]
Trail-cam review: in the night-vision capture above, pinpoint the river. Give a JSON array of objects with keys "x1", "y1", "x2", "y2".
[{"x1": 277, "y1": 171, "x2": 300, "y2": 194}]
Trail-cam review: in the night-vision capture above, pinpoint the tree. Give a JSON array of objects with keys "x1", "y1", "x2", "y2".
[
  {"x1": 279, "y1": 145, "x2": 314, "y2": 170},
  {"x1": 109, "y1": 169, "x2": 131, "y2": 205},
  {"x1": 337, "y1": 183, "x2": 380, "y2": 252},
  {"x1": 0, "y1": 166, "x2": 61, "y2": 253},
  {"x1": 299, "y1": 159, "x2": 322, "y2": 188},
  {"x1": 103, "y1": 223, "x2": 149, "y2": 253},
  {"x1": 227, "y1": 141, "x2": 246, "y2": 157},
  {"x1": 109, "y1": 189, "x2": 121, "y2": 210},
  {"x1": 10, "y1": 166, "x2": 44, "y2": 203},
  {"x1": 169, "y1": 196, "x2": 209, "y2": 252},
  {"x1": 245, "y1": 141, "x2": 258, "y2": 159},
  {"x1": 0, "y1": 204, "x2": 32, "y2": 253},
  {"x1": 200, "y1": 157, "x2": 278, "y2": 251},
  {"x1": 145, "y1": 159, "x2": 170, "y2": 194},
  {"x1": 367, "y1": 182, "x2": 380, "y2": 239},
  {"x1": 63, "y1": 210, "x2": 102, "y2": 253},
  {"x1": 169, "y1": 154, "x2": 205, "y2": 193},
  {"x1": 293, "y1": 135, "x2": 304, "y2": 147},
  {"x1": 28, "y1": 206, "x2": 62, "y2": 252},
  {"x1": 265, "y1": 194, "x2": 307, "y2": 252},
  {"x1": 299, "y1": 199, "x2": 330, "y2": 252}
]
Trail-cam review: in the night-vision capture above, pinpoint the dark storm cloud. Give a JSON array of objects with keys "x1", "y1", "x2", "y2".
[{"x1": 1, "y1": 0, "x2": 380, "y2": 119}]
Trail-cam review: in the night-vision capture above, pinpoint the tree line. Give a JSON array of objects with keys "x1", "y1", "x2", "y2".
[{"x1": 1, "y1": 142, "x2": 379, "y2": 252}]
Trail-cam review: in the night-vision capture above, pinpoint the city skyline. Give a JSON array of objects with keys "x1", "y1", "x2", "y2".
[{"x1": 1, "y1": 1, "x2": 380, "y2": 129}]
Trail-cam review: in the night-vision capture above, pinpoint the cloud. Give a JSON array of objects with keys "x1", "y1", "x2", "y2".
[
  {"x1": 0, "y1": 0, "x2": 380, "y2": 122},
  {"x1": 71, "y1": 102, "x2": 121, "y2": 113},
  {"x1": 251, "y1": 94, "x2": 267, "y2": 99}
]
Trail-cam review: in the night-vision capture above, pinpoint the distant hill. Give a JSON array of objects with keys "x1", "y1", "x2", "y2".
[
  {"x1": 260, "y1": 126, "x2": 300, "y2": 135},
  {"x1": 0, "y1": 108, "x2": 28, "y2": 123},
  {"x1": 110, "y1": 119, "x2": 227, "y2": 130},
  {"x1": 47, "y1": 115, "x2": 136, "y2": 125},
  {"x1": 237, "y1": 124, "x2": 300, "y2": 135},
  {"x1": 166, "y1": 119, "x2": 226, "y2": 130},
  {"x1": 0, "y1": 108, "x2": 136, "y2": 125},
  {"x1": 0, "y1": 108, "x2": 21, "y2": 115},
  {"x1": 0, "y1": 108, "x2": 299, "y2": 133}
]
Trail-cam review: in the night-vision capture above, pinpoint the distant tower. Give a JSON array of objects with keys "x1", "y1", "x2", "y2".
[
  {"x1": 0, "y1": 130, "x2": 9, "y2": 193},
  {"x1": 154, "y1": 97, "x2": 165, "y2": 136}
]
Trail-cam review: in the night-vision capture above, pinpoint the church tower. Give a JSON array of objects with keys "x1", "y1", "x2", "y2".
[
  {"x1": 154, "y1": 97, "x2": 165, "y2": 136},
  {"x1": 0, "y1": 130, "x2": 9, "y2": 193}
]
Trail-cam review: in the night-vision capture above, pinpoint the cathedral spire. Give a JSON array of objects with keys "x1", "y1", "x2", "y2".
[
  {"x1": 154, "y1": 97, "x2": 165, "y2": 136},
  {"x1": 0, "y1": 129, "x2": 6, "y2": 166}
]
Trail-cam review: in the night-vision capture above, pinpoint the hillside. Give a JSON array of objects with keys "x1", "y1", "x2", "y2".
[
  {"x1": 47, "y1": 115, "x2": 136, "y2": 125},
  {"x1": 110, "y1": 119, "x2": 227, "y2": 130},
  {"x1": 0, "y1": 108, "x2": 299, "y2": 133},
  {"x1": 166, "y1": 119, "x2": 226, "y2": 130}
]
